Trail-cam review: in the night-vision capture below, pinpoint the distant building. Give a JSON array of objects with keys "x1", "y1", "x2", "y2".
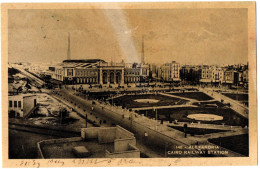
[
  {"x1": 211, "y1": 66, "x2": 224, "y2": 84},
  {"x1": 200, "y1": 66, "x2": 213, "y2": 83},
  {"x1": 52, "y1": 59, "x2": 149, "y2": 85},
  {"x1": 159, "y1": 61, "x2": 180, "y2": 82},
  {"x1": 124, "y1": 63, "x2": 148, "y2": 84},
  {"x1": 8, "y1": 94, "x2": 37, "y2": 118},
  {"x1": 242, "y1": 70, "x2": 249, "y2": 83},
  {"x1": 37, "y1": 125, "x2": 140, "y2": 158},
  {"x1": 180, "y1": 65, "x2": 201, "y2": 84},
  {"x1": 149, "y1": 64, "x2": 158, "y2": 79},
  {"x1": 223, "y1": 69, "x2": 239, "y2": 85}
]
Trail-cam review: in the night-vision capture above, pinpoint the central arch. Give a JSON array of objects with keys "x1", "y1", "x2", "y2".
[
  {"x1": 116, "y1": 72, "x2": 121, "y2": 84},
  {"x1": 103, "y1": 72, "x2": 108, "y2": 84},
  {"x1": 110, "y1": 72, "x2": 115, "y2": 84}
]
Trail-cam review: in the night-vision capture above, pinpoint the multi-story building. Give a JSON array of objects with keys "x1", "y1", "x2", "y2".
[
  {"x1": 149, "y1": 64, "x2": 158, "y2": 80},
  {"x1": 211, "y1": 66, "x2": 224, "y2": 83},
  {"x1": 200, "y1": 66, "x2": 213, "y2": 83},
  {"x1": 159, "y1": 61, "x2": 180, "y2": 82},
  {"x1": 242, "y1": 70, "x2": 249, "y2": 83},
  {"x1": 180, "y1": 65, "x2": 201, "y2": 83},
  {"x1": 52, "y1": 59, "x2": 149, "y2": 85},
  {"x1": 223, "y1": 69, "x2": 239, "y2": 85},
  {"x1": 8, "y1": 94, "x2": 37, "y2": 118}
]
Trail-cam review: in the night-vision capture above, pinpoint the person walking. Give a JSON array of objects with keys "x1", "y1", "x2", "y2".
[{"x1": 144, "y1": 131, "x2": 149, "y2": 145}]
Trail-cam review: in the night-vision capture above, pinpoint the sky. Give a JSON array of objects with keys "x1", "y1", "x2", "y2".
[{"x1": 8, "y1": 8, "x2": 248, "y2": 65}]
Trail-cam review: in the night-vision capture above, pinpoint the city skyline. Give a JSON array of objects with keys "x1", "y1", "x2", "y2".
[{"x1": 9, "y1": 8, "x2": 248, "y2": 65}]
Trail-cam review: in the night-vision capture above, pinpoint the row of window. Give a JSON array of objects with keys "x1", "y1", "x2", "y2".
[
  {"x1": 76, "y1": 70, "x2": 97, "y2": 76},
  {"x1": 125, "y1": 71, "x2": 140, "y2": 75},
  {"x1": 124, "y1": 77, "x2": 140, "y2": 82},
  {"x1": 9, "y1": 100, "x2": 21, "y2": 108},
  {"x1": 76, "y1": 77, "x2": 97, "y2": 84}
]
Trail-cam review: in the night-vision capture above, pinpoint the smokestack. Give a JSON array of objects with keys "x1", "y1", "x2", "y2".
[
  {"x1": 141, "y1": 35, "x2": 145, "y2": 64},
  {"x1": 67, "y1": 32, "x2": 71, "y2": 60}
]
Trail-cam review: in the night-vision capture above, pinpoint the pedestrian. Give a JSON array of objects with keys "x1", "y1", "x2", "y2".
[{"x1": 144, "y1": 131, "x2": 148, "y2": 145}]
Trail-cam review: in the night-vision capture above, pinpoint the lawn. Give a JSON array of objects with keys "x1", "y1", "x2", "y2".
[
  {"x1": 222, "y1": 93, "x2": 248, "y2": 101},
  {"x1": 138, "y1": 107, "x2": 248, "y2": 126},
  {"x1": 110, "y1": 94, "x2": 187, "y2": 108},
  {"x1": 168, "y1": 126, "x2": 229, "y2": 135},
  {"x1": 168, "y1": 92, "x2": 213, "y2": 101},
  {"x1": 208, "y1": 134, "x2": 248, "y2": 156}
]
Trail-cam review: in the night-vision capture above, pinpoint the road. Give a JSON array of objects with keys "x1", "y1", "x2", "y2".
[
  {"x1": 8, "y1": 67, "x2": 248, "y2": 157},
  {"x1": 198, "y1": 87, "x2": 248, "y2": 118},
  {"x1": 12, "y1": 66, "x2": 45, "y2": 86},
  {"x1": 9, "y1": 123, "x2": 80, "y2": 138},
  {"x1": 51, "y1": 88, "x2": 247, "y2": 157}
]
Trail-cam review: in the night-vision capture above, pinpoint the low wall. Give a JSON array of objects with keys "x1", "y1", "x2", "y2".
[
  {"x1": 95, "y1": 102, "x2": 191, "y2": 152},
  {"x1": 114, "y1": 138, "x2": 136, "y2": 152},
  {"x1": 116, "y1": 125, "x2": 135, "y2": 139},
  {"x1": 81, "y1": 127, "x2": 100, "y2": 140},
  {"x1": 98, "y1": 127, "x2": 117, "y2": 144},
  {"x1": 105, "y1": 145, "x2": 140, "y2": 158},
  {"x1": 37, "y1": 137, "x2": 82, "y2": 159}
]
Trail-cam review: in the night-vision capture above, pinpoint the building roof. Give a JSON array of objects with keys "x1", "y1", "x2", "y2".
[
  {"x1": 63, "y1": 59, "x2": 106, "y2": 63},
  {"x1": 38, "y1": 126, "x2": 140, "y2": 158},
  {"x1": 8, "y1": 93, "x2": 36, "y2": 99},
  {"x1": 61, "y1": 59, "x2": 108, "y2": 69}
]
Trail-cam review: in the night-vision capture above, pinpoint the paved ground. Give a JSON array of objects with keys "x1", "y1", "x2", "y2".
[
  {"x1": 167, "y1": 92, "x2": 214, "y2": 101},
  {"x1": 8, "y1": 68, "x2": 249, "y2": 157},
  {"x1": 198, "y1": 87, "x2": 248, "y2": 118},
  {"x1": 160, "y1": 92, "x2": 197, "y2": 102},
  {"x1": 12, "y1": 66, "x2": 45, "y2": 86},
  {"x1": 51, "y1": 88, "x2": 248, "y2": 157}
]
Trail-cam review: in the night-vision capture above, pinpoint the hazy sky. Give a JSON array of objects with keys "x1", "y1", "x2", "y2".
[{"x1": 8, "y1": 8, "x2": 248, "y2": 65}]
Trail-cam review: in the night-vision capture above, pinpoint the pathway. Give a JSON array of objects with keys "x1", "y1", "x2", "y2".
[
  {"x1": 198, "y1": 87, "x2": 248, "y2": 118},
  {"x1": 160, "y1": 92, "x2": 197, "y2": 102}
]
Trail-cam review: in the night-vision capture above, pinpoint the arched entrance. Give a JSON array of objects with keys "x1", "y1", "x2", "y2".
[
  {"x1": 116, "y1": 72, "x2": 121, "y2": 84},
  {"x1": 103, "y1": 72, "x2": 108, "y2": 84},
  {"x1": 110, "y1": 72, "x2": 115, "y2": 84}
]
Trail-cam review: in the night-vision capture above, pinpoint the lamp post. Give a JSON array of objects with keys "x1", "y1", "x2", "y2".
[{"x1": 153, "y1": 107, "x2": 158, "y2": 131}]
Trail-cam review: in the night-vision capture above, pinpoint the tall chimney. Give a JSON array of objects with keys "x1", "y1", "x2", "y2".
[
  {"x1": 67, "y1": 32, "x2": 71, "y2": 60},
  {"x1": 141, "y1": 35, "x2": 145, "y2": 64}
]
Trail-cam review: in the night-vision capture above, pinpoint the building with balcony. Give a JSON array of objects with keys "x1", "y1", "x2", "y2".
[
  {"x1": 159, "y1": 61, "x2": 180, "y2": 82},
  {"x1": 200, "y1": 66, "x2": 213, "y2": 83}
]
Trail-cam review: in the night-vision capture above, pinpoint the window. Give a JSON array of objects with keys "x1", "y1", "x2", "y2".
[
  {"x1": 18, "y1": 101, "x2": 21, "y2": 108},
  {"x1": 14, "y1": 101, "x2": 17, "y2": 108},
  {"x1": 9, "y1": 101, "x2": 12, "y2": 107}
]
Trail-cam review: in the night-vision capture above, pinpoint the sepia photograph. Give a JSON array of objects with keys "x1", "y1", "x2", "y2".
[{"x1": 1, "y1": 1, "x2": 257, "y2": 167}]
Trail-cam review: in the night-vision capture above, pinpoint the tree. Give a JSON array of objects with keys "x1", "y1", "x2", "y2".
[
  {"x1": 60, "y1": 108, "x2": 69, "y2": 124},
  {"x1": 183, "y1": 124, "x2": 188, "y2": 138},
  {"x1": 25, "y1": 81, "x2": 31, "y2": 91}
]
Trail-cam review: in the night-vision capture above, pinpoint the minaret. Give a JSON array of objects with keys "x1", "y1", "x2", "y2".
[
  {"x1": 141, "y1": 35, "x2": 145, "y2": 64},
  {"x1": 67, "y1": 32, "x2": 71, "y2": 60}
]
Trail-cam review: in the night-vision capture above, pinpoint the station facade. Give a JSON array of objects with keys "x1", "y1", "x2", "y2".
[{"x1": 52, "y1": 59, "x2": 149, "y2": 85}]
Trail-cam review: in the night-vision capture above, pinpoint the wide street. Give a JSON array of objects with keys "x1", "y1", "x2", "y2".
[
  {"x1": 198, "y1": 87, "x2": 248, "y2": 118},
  {"x1": 50, "y1": 87, "x2": 247, "y2": 157},
  {"x1": 9, "y1": 66, "x2": 249, "y2": 157}
]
